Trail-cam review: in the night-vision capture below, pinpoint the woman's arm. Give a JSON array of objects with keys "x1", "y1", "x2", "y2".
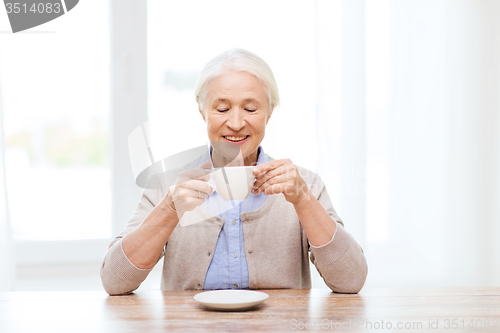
[
  {"x1": 101, "y1": 163, "x2": 212, "y2": 295},
  {"x1": 292, "y1": 192, "x2": 336, "y2": 247},
  {"x1": 100, "y1": 186, "x2": 168, "y2": 296},
  {"x1": 252, "y1": 160, "x2": 367, "y2": 293},
  {"x1": 305, "y1": 182, "x2": 367, "y2": 293},
  {"x1": 252, "y1": 158, "x2": 336, "y2": 246},
  {"x1": 121, "y1": 196, "x2": 178, "y2": 270}
]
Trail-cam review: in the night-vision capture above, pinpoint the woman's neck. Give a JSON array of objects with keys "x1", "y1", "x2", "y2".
[{"x1": 211, "y1": 148, "x2": 259, "y2": 168}]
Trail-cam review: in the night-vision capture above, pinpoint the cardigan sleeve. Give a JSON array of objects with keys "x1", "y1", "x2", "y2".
[
  {"x1": 100, "y1": 181, "x2": 166, "y2": 295},
  {"x1": 307, "y1": 174, "x2": 368, "y2": 294}
]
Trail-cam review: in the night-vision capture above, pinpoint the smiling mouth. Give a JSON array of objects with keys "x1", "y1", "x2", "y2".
[{"x1": 223, "y1": 135, "x2": 249, "y2": 142}]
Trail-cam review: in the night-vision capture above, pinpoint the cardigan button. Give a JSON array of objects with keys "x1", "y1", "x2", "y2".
[{"x1": 248, "y1": 250, "x2": 253, "y2": 254}]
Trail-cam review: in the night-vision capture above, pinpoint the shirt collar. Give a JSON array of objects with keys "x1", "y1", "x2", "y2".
[{"x1": 255, "y1": 146, "x2": 268, "y2": 165}]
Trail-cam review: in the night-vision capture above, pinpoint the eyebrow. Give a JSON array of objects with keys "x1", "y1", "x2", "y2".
[{"x1": 215, "y1": 98, "x2": 260, "y2": 103}]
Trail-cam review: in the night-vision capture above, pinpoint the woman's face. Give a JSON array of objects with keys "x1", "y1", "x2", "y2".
[{"x1": 199, "y1": 70, "x2": 271, "y2": 166}]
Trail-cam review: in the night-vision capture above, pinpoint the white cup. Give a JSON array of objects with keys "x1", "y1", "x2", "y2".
[{"x1": 209, "y1": 166, "x2": 255, "y2": 201}]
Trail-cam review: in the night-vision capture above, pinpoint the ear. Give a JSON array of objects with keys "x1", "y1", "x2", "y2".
[
  {"x1": 265, "y1": 110, "x2": 272, "y2": 125},
  {"x1": 197, "y1": 97, "x2": 206, "y2": 122}
]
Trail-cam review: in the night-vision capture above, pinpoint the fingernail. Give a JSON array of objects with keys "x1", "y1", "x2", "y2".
[{"x1": 252, "y1": 167, "x2": 258, "y2": 174}]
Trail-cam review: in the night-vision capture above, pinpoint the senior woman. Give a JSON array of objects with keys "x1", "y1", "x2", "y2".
[{"x1": 101, "y1": 48, "x2": 367, "y2": 295}]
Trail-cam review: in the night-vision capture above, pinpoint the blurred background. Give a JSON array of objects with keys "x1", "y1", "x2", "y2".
[{"x1": 0, "y1": 0, "x2": 499, "y2": 292}]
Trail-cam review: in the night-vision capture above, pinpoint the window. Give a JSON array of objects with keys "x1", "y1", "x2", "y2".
[{"x1": 0, "y1": 0, "x2": 110, "y2": 242}]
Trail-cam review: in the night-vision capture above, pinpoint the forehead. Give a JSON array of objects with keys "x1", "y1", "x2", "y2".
[{"x1": 205, "y1": 71, "x2": 268, "y2": 104}]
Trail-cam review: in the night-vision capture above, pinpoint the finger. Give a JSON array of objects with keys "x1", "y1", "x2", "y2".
[
  {"x1": 170, "y1": 189, "x2": 206, "y2": 211},
  {"x1": 253, "y1": 159, "x2": 290, "y2": 177},
  {"x1": 199, "y1": 160, "x2": 213, "y2": 170},
  {"x1": 253, "y1": 165, "x2": 289, "y2": 190},
  {"x1": 185, "y1": 187, "x2": 209, "y2": 199},
  {"x1": 194, "y1": 172, "x2": 210, "y2": 182},
  {"x1": 177, "y1": 168, "x2": 210, "y2": 183},
  {"x1": 253, "y1": 173, "x2": 288, "y2": 195},
  {"x1": 181, "y1": 179, "x2": 213, "y2": 196},
  {"x1": 172, "y1": 186, "x2": 208, "y2": 203},
  {"x1": 261, "y1": 183, "x2": 288, "y2": 196}
]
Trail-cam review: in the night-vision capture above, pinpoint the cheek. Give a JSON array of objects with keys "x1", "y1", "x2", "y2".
[
  {"x1": 205, "y1": 116, "x2": 222, "y2": 134},
  {"x1": 255, "y1": 119, "x2": 267, "y2": 135}
]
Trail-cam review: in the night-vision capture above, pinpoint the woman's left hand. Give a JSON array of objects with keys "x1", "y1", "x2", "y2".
[{"x1": 252, "y1": 159, "x2": 311, "y2": 205}]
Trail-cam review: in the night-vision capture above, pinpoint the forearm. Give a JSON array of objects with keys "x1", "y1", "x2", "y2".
[
  {"x1": 309, "y1": 223, "x2": 368, "y2": 293},
  {"x1": 122, "y1": 198, "x2": 179, "y2": 269},
  {"x1": 293, "y1": 192, "x2": 337, "y2": 247},
  {"x1": 293, "y1": 171, "x2": 367, "y2": 293}
]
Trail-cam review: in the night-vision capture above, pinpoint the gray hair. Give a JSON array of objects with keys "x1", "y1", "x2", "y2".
[{"x1": 194, "y1": 48, "x2": 280, "y2": 115}]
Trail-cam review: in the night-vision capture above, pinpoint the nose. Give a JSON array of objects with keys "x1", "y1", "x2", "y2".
[{"x1": 226, "y1": 109, "x2": 246, "y2": 131}]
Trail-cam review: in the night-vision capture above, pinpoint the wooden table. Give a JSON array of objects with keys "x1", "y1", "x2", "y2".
[{"x1": 1, "y1": 288, "x2": 499, "y2": 332}]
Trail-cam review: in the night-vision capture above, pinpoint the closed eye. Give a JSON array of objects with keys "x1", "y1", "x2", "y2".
[
  {"x1": 245, "y1": 109, "x2": 256, "y2": 112},
  {"x1": 217, "y1": 109, "x2": 229, "y2": 112}
]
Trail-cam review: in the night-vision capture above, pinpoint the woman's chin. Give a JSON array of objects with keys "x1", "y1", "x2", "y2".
[{"x1": 211, "y1": 141, "x2": 241, "y2": 159}]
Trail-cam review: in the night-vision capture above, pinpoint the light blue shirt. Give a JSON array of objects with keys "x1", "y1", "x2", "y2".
[{"x1": 202, "y1": 146, "x2": 270, "y2": 290}]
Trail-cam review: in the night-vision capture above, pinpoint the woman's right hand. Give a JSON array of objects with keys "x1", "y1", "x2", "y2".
[
  {"x1": 120, "y1": 161, "x2": 213, "y2": 272},
  {"x1": 162, "y1": 160, "x2": 213, "y2": 220}
]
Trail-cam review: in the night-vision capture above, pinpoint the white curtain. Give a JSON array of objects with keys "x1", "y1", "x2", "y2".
[
  {"x1": 0, "y1": 76, "x2": 15, "y2": 291},
  {"x1": 316, "y1": 0, "x2": 500, "y2": 288}
]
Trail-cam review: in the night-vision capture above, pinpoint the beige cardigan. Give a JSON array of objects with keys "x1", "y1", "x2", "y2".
[{"x1": 100, "y1": 165, "x2": 368, "y2": 295}]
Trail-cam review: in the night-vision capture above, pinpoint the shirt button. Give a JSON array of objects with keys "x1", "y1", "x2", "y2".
[
  {"x1": 234, "y1": 284, "x2": 238, "y2": 288},
  {"x1": 232, "y1": 220, "x2": 236, "y2": 225},
  {"x1": 232, "y1": 253, "x2": 237, "y2": 258},
  {"x1": 248, "y1": 250, "x2": 253, "y2": 254}
]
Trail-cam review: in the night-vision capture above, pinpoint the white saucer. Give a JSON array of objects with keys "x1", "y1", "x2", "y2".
[{"x1": 194, "y1": 290, "x2": 269, "y2": 311}]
